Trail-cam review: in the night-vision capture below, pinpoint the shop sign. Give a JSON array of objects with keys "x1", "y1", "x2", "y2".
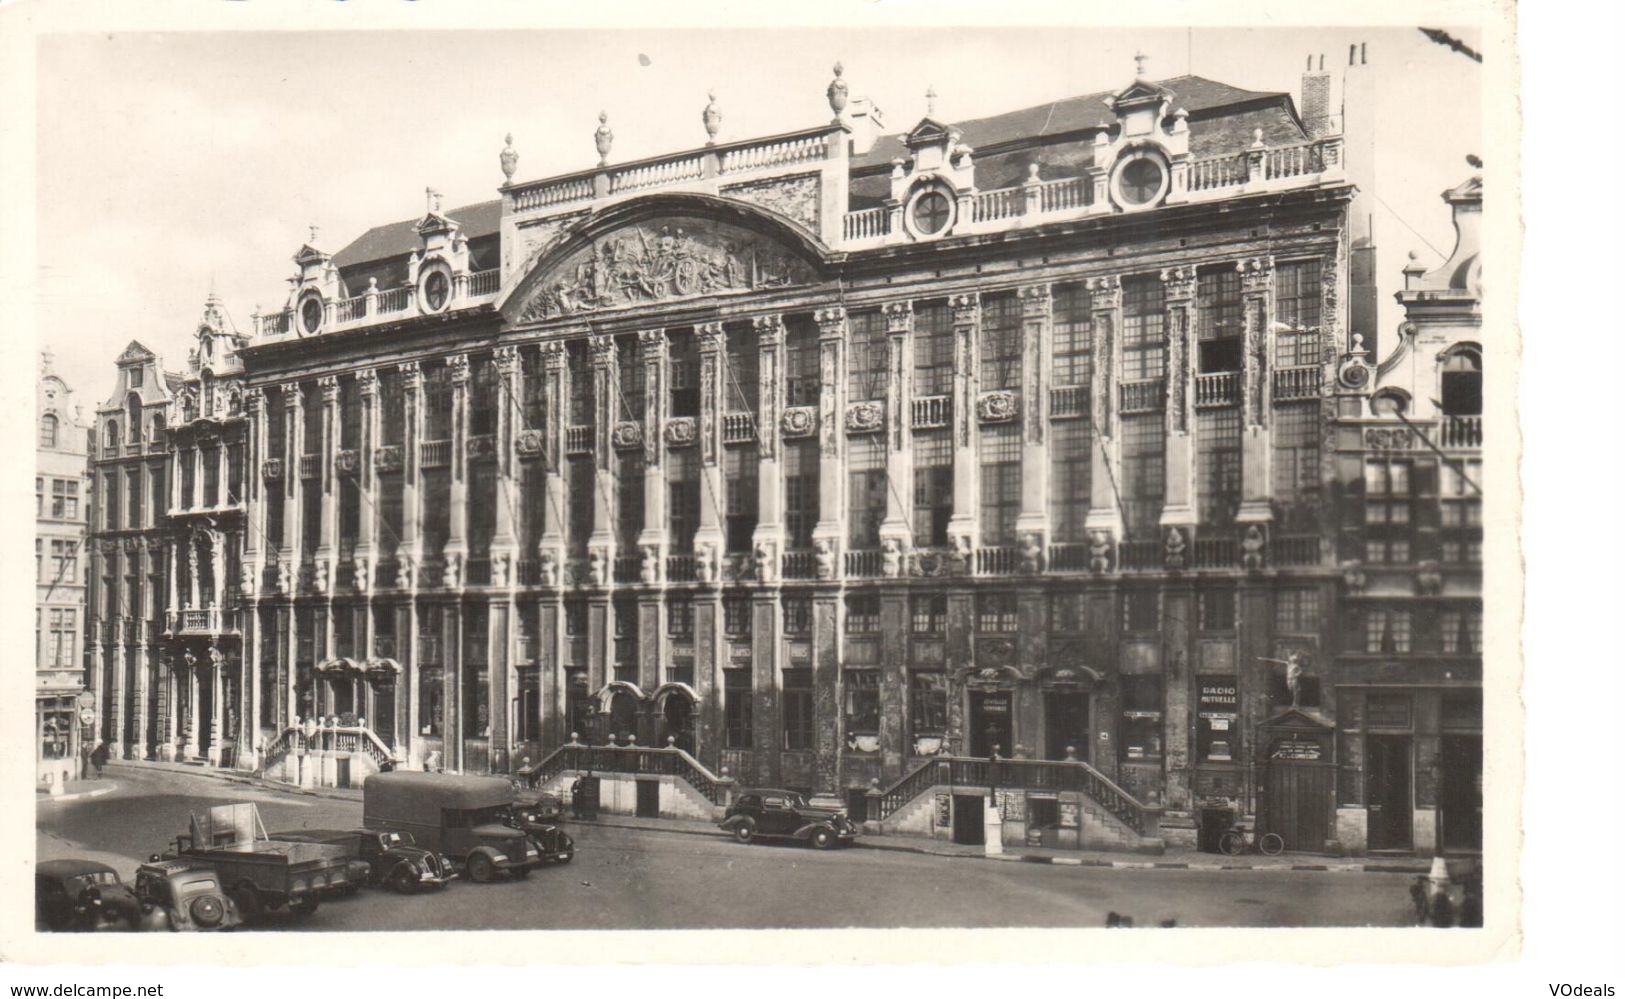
[
  {"x1": 1123, "y1": 710, "x2": 1162, "y2": 720},
  {"x1": 980, "y1": 696, "x2": 1011, "y2": 716},
  {"x1": 1270, "y1": 736, "x2": 1324, "y2": 761},
  {"x1": 1198, "y1": 679, "x2": 1238, "y2": 720}
]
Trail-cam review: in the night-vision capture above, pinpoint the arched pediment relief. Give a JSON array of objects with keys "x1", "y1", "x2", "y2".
[{"x1": 502, "y1": 194, "x2": 826, "y2": 326}]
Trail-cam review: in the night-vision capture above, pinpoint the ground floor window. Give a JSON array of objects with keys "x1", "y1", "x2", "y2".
[
  {"x1": 1119, "y1": 675, "x2": 1163, "y2": 762},
  {"x1": 724, "y1": 668, "x2": 752, "y2": 749},
  {"x1": 516, "y1": 671, "x2": 540, "y2": 742},
  {"x1": 843, "y1": 671, "x2": 880, "y2": 748},
  {"x1": 418, "y1": 667, "x2": 443, "y2": 737},
  {"x1": 782, "y1": 668, "x2": 813, "y2": 750},
  {"x1": 1196, "y1": 676, "x2": 1238, "y2": 763},
  {"x1": 909, "y1": 671, "x2": 948, "y2": 745}
]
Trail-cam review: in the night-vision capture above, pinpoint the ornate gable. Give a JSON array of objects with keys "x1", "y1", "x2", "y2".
[
  {"x1": 502, "y1": 194, "x2": 826, "y2": 326},
  {"x1": 904, "y1": 117, "x2": 955, "y2": 150}
]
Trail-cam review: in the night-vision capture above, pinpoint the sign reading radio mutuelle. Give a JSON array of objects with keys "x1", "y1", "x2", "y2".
[{"x1": 1199, "y1": 681, "x2": 1239, "y2": 720}]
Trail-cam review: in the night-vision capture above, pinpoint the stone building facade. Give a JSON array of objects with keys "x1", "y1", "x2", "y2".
[
  {"x1": 1327, "y1": 175, "x2": 1484, "y2": 854},
  {"x1": 87, "y1": 60, "x2": 1465, "y2": 854},
  {"x1": 85, "y1": 294, "x2": 250, "y2": 767},
  {"x1": 36, "y1": 351, "x2": 91, "y2": 787}
]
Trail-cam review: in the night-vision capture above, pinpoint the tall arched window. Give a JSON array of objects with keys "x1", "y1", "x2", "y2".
[
  {"x1": 38, "y1": 414, "x2": 58, "y2": 449},
  {"x1": 1440, "y1": 346, "x2": 1482, "y2": 416},
  {"x1": 126, "y1": 393, "x2": 142, "y2": 442},
  {"x1": 104, "y1": 420, "x2": 118, "y2": 450}
]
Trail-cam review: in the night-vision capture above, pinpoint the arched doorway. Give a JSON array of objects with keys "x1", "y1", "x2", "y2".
[
  {"x1": 961, "y1": 666, "x2": 1022, "y2": 758},
  {"x1": 1040, "y1": 665, "x2": 1100, "y2": 762},
  {"x1": 652, "y1": 683, "x2": 699, "y2": 754},
  {"x1": 594, "y1": 681, "x2": 645, "y2": 745}
]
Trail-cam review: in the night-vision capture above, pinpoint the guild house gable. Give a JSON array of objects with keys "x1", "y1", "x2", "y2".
[{"x1": 500, "y1": 194, "x2": 826, "y2": 326}]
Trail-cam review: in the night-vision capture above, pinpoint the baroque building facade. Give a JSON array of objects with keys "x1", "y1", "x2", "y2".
[
  {"x1": 88, "y1": 57, "x2": 1474, "y2": 855},
  {"x1": 36, "y1": 351, "x2": 91, "y2": 786}
]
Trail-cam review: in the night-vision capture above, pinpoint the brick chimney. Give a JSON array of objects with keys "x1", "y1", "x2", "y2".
[{"x1": 1300, "y1": 54, "x2": 1331, "y2": 139}]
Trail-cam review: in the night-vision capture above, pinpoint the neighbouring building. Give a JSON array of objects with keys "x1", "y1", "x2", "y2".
[
  {"x1": 89, "y1": 53, "x2": 1452, "y2": 855},
  {"x1": 36, "y1": 350, "x2": 91, "y2": 787},
  {"x1": 85, "y1": 293, "x2": 251, "y2": 767},
  {"x1": 1326, "y1": 174, "x2": 1483, "y2": 854}
]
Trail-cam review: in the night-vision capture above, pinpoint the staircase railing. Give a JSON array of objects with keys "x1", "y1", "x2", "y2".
[
  {"x1": 257, "y1": 727, "x2": 304, "y2": 776},
  {"x1": 874, "y1": 755, "x2": 1156, "y2": 836},
  {"x1": 516, "y1": 743, "x2": 731, "y2": 805}
]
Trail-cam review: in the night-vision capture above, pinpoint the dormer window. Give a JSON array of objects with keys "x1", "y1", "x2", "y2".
[
  {"x1": 38, "y1": 414, "x2": 58, "y2": 449},
  {"x1": 424, "y1": 270, "x2": 450, "y2": 312},
  {"x1": 129, "y1": 367, "x2": 143, "y2": 389},
  {"x1": 1440, "y1": 346, "x2": 1482, "y2": 416},
  {"x1": 299, "y1": 294, "x2": 324, "y2": 336},
  {"x1": 1111, "y1": 149, "x2": 1170, "y2": 211}
]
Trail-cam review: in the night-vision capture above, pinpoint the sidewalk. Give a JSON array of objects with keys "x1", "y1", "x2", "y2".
[
  {"x1": 35, "y1": 778, "x2": 118, "y2": 804},
  {"x1": 106, "y1": 758, "x2": 1442, "y2": 874}
]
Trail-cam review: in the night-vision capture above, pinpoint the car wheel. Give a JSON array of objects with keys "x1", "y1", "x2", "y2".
[
  {"x1": 230, "y1": 884, "x2": 263, "y2": 924},
  {"x1": 466, "y1": 853, "x2": 495, "y2": 884},
  {"x1": 288, "y1": 894, "x2": 320, "y2": 918},
  {"x1": 389, "y1": 865, "x2": 418, "y2": 895},
  {"x1": 810, "y1": 827, "x2": 835, "y2": 850},
  {"x1": 732, "y1": 820, "x2": 756, "y2": 844}
]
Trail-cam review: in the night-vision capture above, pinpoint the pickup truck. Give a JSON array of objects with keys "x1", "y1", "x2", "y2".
[{"x1": 162, "y1": 802, "x2": 354, "y2": 922}]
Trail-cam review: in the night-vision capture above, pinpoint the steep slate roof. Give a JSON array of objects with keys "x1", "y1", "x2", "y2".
[
  {"x1": 329, "y1": 75, "x2": 1294, "y2": 269},
  {"x1": 853, "y1": 75, "x2": 1293, "y2": 170},
  {"x1": 331, "y1": 199, "x2": 503, "y2": 270}
]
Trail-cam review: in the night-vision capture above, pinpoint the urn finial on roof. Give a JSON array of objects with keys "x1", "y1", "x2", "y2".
[
  {"x1": 595, "y1": 111, "x2": 614, "y2": 166},
  {"x1": 926, "y1": 84, "x2": 937, "y2": 117},
  {"x1": 500, "y1": 133, "x2": 518, "y2": 182},
  {"x1": 1134, "y1": 50, "x2": 1149, "y2": 79},
  {"x1": 702, "y1": 90, "x2": 721, "y2": 144},
  {"x1": 827, "y1": 62, "x2": 848, "y2": 121}
]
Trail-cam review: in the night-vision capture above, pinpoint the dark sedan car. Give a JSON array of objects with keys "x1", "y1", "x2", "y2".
[
  {"x1": 271, "y1": 829, "x2": 456, "y2": 894},
  {"x1": 37, "y1": 859, "x2": 141, "y2": 931},
  {"x1": 717, "y1": 789, "x2": 859, "y2": 849}
]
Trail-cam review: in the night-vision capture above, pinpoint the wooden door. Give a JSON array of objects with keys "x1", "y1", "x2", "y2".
[
  {"x1": 636, "y1": 779, "x2": 660, "y2": 818},
  {"x1": 952, "y1": 794, "x2": 985, "y2": 846},
  {"x1": 1366, "y1": 735, "x2": 1413, "y2": 850},
  {"x1": 1264, "y1": 763, "x2": 1333, "y2": 852}
]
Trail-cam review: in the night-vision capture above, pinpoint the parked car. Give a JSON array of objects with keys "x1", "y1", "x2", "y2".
[
  {"x1": 718, "y1": 789, "x2": 859, "y2": 849},
  {"x1": 272, "y1": 829, "x2": 457, "y2": 894},
  {"x1": 363, "y1": 772, "x2": 572, "y2": 883},
  {"x1": 502, "y1": 800, "x2": 575, "y2": 865},
  {"x1": 131, "y1": 858, "x2": 243, "y2": 932},
  {"x1": 163, "y1": 802, "x2": 353, "y2": 921},
  {"x1": 36, "y1": 859, "x2": 141, "y2": 931}
]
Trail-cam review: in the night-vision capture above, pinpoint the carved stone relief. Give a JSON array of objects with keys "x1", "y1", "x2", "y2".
[{"x1": 718, "y1": 172, "x2": 821, "y2": 231}]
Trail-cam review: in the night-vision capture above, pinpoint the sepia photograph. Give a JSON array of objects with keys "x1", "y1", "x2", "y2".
[{"x1": 3, "y1": 0, "x2": 1573, "y2": 987}]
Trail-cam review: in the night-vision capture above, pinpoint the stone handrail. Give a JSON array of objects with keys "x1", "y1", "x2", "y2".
[
  {"x1": 875, "y1": 755, "x2": 1159, "y2": 837},
  {"x1": 518, "y1": 743, "x2": 731, "y2": 805}
]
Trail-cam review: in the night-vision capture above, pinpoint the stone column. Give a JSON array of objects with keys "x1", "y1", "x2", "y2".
[
  {"x1": 130, "y1": 544, "x2": 150, "y2": 759},
  {"x1": 538, "y1": 344, "x2": 568, "y2": 578},
  {"x1": 184, "y1": 656, "x2": 200, "y2": 759},
  {"x1": 282, "y1": 383, "x2": 302, "y2": 583},
  {"x1": 207, "y1": 647, "x2": 224, "y2": 765},
  {"x1": 693, "y1": 322, "x2": 727, "y2": 576},
  {"x1": 490, "y1": 347, "x2": 522, "y2": 579},
  {"x1": 750, "y1": 317, "x2": 784, "y2": 581},
  {"x1": 1160, "y1": 266, "x2": 1198, "y2": 538},
  {"x1": 1015, "y1": 284, "x2": 1052, "y2": 567},
  {"x1": 243, "y1": 603, "x2": 261, "y2": 768},
  {"x1": 1237, "y1": 257, "x2": 1275, "y2": 526},
  {"x1": 751, "y1": 592, "x2": 780, "y2": 787},
  {"x1": 187, "y1": 536, "x2": 201, "y2": 610},
  {"x1": 355, "y1": 369, "x2": 379, "y2": 585},
  {"x1": 946, "y1": 294, "x2": 981, "y2": 557},
  {"x1": 243, "y1": 387, "x2": 266, "y2": 593},
  {"x1": 399, "y1": 362, "x2": 423, "y2": 585},
  {"x1": 879, "y1": 303, "x2": 913, "y2": 560},
  {"x1": 1084, "y1": 276, "x2": 1124, "y2": 552},
  {"x1": 812, "y1": 307, "x2": 847, "y2": 577},
  {"x1": 316, "y1": 376, "x2": 340, "y2": 587},
  {"x1": 636, "y1": 331, "x2": 669, "y2": 580},
  {"x1": 444, "y1": 355, "x2": 470, "y2": 585},
  {"x1": 588, "y1": 334, "x2": 618, "y2": 582}
]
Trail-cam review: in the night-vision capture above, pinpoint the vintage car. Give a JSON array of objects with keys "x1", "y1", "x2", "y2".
[
  {"x1": 36, "y1": 859, "x2": 142, "y2": 931},
  {"x1": 132, "y1": 858, "x2": 243, "y2": 932},
  {"x1": 272, "y1": 828, "x2": 457, "y2": 894},
  {"x1": 717, "y1": 789, "x2": 859, "y2": 849},
  {"x1": 502, "y1": 800, "x2": 574, "y2": 865},
  {"x1": 364, "y1": 772, "x2": 572, "y2": 883}
]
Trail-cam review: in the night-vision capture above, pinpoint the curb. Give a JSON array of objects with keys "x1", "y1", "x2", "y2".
[
  {"x1": 37, "y1": 784, "x2": 116, "y2": 804},
  {"x1": 105, "y1": 763, "x2": 1433, "y2": 875}
]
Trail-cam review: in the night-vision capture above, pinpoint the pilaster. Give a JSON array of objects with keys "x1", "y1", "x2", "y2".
[
  {"x1": 1237, "y1": 256, "x2": 1275, "y2": 524},
  {"x1": 316, "y1": 376, "x2": 340, "y2": 586},
  {"x1": 538, "y1": 343, "x2": 569, "y2": 578},
  {"x1": 589, "y1": 334, "x2": 618, "y2": 583},
  {"x1": 750, "y1": 316, "x2": 785, "y2": 580},
  {"x1": 812, "y1": 307, "x2": 848, "y2": 577},
  {"x1": 1015, "y1": 285, "x2": 1051, "y2": 562},
  {"x1": 1083, "y1": 276, "x2": 1124, "y2": 548},
  {"x1": 355, "y1": 369, "x2": 379, "y2": 574},
  {"x1": 947, "y1": 293, "x2": 980, "y2": 557},
  {"x1": 693, "y1": 322, "x2": 727, "y2": 577},
  {"x1": 444, "y1": 355, "x2": 470, "y2": 583},
  {"x1": 399, "y1": 362, "x2": 423, "y2": 586},
  {"x1": 636, "y1": 331, "x2": 669, "y2": 576},
  {"x1": 1160, "y1": 266, "x2": 1198, "y2": 531},
  {"x1": 879, "y1": 302, "x2": 913, "y2": 557},
  {"x1": 491, "y1": 347, "x2": 522, "y2": 571}
]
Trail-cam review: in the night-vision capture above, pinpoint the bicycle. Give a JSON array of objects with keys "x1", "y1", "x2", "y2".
[{"x1": 1219, "y1": 823, "x2": 1284, "y2": 856}]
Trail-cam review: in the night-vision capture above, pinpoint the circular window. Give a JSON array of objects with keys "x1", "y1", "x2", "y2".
[
  {"x1": 911, "y1": 190, "x2": 953, "y2": 236},
  {"x1": 424, "y1": 270, "x2": 450, "y2": 312},
  {"x1": 300, "y1": 296, "x2": 323, "y2": 335},
  {"x1": 1118, "y1": 157, "x2": 1166, "y2": 206}
]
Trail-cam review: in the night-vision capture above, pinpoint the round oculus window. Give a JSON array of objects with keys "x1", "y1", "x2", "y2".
[
  {"x1": 911, "y1": 190, "x2": 952, "y2": 236},
  {"x1": 300, "y1": 297, "x2": 323, "y2": 335},
  {"x1": 424, "y1": 270, "x2": 450, "y2": 312},
  {"x1": 1118, "y1": 157, "x2": 1166, "y2": 207}
]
